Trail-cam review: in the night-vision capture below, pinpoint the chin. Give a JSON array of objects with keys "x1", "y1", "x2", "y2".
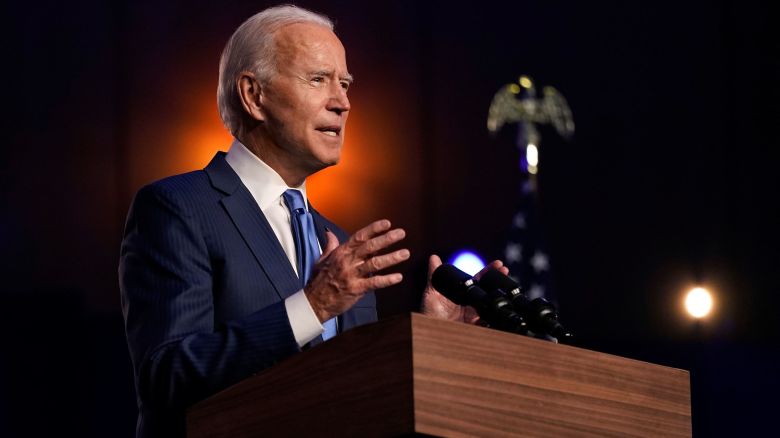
[
  {"x1": 321, "y1": 155, "x2": 341, "y2": 168},
  {"x1": 306, "y1": 153, "x2": 341, "y2": 175},
  {"x1": 318, "y1": 145, "x2": 342, "y2": 166}
]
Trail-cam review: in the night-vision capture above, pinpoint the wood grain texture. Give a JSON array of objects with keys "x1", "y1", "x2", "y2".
[
  {"x1": 187, "y1": 313, "x2": 690, "y2": 437},
  {"x1": 187, "y1": 315, "x2": 416, "y2": 437},
  {"x1": 410, "y1": 314, "x2": 691, "y2": 437}
]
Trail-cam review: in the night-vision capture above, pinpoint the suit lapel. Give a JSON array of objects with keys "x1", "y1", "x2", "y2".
[
  {"x1": 206, "y1": 152, "x2": 302, "y2": 300},
  {"x1": 310, "y1": 207, "x2": 330, "y2": 250}
]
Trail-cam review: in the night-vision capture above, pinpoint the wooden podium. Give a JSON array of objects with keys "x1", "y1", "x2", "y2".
[{"x1": 187, "y1": 313, "x2": 691, "y2": 437}]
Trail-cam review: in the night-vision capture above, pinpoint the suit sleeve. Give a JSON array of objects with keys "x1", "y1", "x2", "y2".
[{"x1": 119, "y1": 184, "x2": 300, "y2": 411}]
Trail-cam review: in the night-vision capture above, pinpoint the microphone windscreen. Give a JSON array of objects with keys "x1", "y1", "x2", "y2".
[{"x1": 431, "y1": 264, "x2": 472, "y2": 305}]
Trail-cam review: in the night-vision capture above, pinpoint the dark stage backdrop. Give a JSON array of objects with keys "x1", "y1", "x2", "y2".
[{"x1": 3, "y1": 1, "x2": 778, "y2": 436}]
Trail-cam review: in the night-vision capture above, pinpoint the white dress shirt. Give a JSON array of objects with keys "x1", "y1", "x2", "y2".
[{"x1": 225, "y1": 139, "x2": 324, "y2": 346}]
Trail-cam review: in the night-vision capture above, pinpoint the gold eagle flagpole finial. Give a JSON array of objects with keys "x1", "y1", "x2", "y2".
[{"x1": 487, "y1": 75, "x2": 574, "y2": 175}]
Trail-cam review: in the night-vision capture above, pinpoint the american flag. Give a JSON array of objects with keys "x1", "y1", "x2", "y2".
[{"x1": 502, "y1": 156, "x2": 556, "y2": 306}]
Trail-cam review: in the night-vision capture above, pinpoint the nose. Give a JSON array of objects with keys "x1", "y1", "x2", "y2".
[{"x1": 327, "y1": 83, "x2": 351, "y2": 115}]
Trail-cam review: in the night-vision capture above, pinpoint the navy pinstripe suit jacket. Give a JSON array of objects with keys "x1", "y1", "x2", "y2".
[{"x1": 119, "y1": 152, "x2": 377, "y2": 437}]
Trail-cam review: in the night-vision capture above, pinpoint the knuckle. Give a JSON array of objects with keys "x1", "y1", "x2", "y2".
[
  {"x1": 347, "y1": 279, "x2": 361, "y2": 293},
  {"x1": 351, "y1": 231, "x2": 366, "y2": 244}
]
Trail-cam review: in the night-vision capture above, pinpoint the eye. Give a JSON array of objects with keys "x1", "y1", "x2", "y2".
[
  {"x1": 310, "y1": 76, "x2": 325, "y2": 85},
  {"x1": 340, "y1": 81, "x2": 350, "y2": 91}
]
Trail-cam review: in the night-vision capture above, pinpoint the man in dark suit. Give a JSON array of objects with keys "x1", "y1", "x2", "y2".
[{"x1": 120, "y1": 5, "x2": 506, "y2": 437}]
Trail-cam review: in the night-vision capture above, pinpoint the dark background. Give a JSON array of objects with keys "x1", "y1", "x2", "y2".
[{"x1": 3, "y1": 0, "x2": 778, "y2": 436}]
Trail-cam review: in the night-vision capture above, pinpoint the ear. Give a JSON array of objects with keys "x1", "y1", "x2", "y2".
[{"x1": 237, "y1": 71, "x2": 265, "y2": 122}]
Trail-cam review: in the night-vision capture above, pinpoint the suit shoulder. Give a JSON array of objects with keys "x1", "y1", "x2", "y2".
[
  {"x1": 133, "y1": 170, "x2": 215, "y2": 216},
  {"x1": 144, "y1": 170, "x2": 211, "y2": 196}
]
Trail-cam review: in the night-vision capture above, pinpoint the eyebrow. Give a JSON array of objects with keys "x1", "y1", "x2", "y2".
[{"x1": 312, "y1": 70, "x2": 354, "y2": 84}]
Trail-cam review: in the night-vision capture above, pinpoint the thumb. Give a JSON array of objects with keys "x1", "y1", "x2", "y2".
[
  {"x1": 319, "y1": 230, "x2": 340, "y2": 260},
  {"x1": 427, "y1": 254, "x2": 443, "y2": 282}
]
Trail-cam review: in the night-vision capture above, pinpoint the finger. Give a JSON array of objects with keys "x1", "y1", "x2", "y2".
[
  {"x1": 319, "y1": 231, "x2": 340, "y2": 261},
  {"x1": 361, "y1": 272, "x2": 404, "y2": 290},
  {"x1": 349, "y1": 219, "x2": 392, "y2": 246},
  {"x1": 464, "y1": 306, "x2": 480, "y2": 324},
  {"x1": 487, "y1": 260, "x2": 511, "y2": 276},
  {"x1": 360, "y1": 248, "x2": 410, "y2": 274},
  {"x1": 427, "y1": 254, "x2": 442, "y2": 281},
  {"x1": 474, "y1": 259, "x2": 505, "y2": 280},
  {"x1": 487, "y1": 260, "x2": 505, "y2": 270},
  {"x1": 354, "y1": 228, "x2": 406, "y2": 258}
]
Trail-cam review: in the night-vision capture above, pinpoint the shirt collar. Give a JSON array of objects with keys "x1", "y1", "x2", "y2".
[{"x1": 224, "y1": 138, "x2": 308, "y2": 211}]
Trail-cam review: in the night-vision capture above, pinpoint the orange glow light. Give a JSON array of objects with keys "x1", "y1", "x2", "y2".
[{"x1": 132, "y1": 56, "x2": 408, "y2": 234}]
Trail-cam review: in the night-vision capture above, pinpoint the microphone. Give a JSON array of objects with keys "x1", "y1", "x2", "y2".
[
  {"x1": 477, "y1": 269, "x2": 572, "y2": 340},
  {"x1": 431, "y1": 264, "x2": 528, "y2": 334}
]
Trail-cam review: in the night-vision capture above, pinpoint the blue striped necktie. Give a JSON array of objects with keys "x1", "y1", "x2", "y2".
[{"x1": 282, "y1": 189, "x2": 338, "y2": 341}]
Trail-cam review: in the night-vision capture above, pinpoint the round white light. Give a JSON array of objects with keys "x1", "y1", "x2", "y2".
[
  {"x1": 526, "y1": 143, "x2": 539, "y2": 167},
  {"x1": 450, "y1": 251, "x2": 486, "y2": 276},
  {"x1": 685, "y1": 287, "x2": 713, "y2": 318}
]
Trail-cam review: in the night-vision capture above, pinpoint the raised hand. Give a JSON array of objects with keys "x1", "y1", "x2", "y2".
[{"x1": 305, "y1": 219, "x2": 409, "y2": 322}]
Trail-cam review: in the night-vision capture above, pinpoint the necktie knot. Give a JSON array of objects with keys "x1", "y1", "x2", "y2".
[{"x1": 283, "y1": 189, "x2": 306, "y2": 213}]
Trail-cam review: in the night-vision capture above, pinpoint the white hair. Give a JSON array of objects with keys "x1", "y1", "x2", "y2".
[{"x1": 217, "y1": 5, "x2": 334, "y2": 137}]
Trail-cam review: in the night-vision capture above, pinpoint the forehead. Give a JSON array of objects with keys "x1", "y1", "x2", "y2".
[{"x1": 273, "y1": 23, "x2": 347, "y2": 71}]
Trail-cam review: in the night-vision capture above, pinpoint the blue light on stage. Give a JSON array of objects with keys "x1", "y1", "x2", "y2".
[{"x1": 450, "y1": 251, "x2": 486, "y2": 276}]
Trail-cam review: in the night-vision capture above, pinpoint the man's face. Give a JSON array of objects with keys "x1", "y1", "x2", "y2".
[{"x1": 259, "y1": 23, "x2": 352, "y2": 177}]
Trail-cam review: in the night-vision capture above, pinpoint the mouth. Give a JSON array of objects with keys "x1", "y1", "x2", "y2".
[{"x1": 315, "y1": 126, "x2": 342, "y2": 137}]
